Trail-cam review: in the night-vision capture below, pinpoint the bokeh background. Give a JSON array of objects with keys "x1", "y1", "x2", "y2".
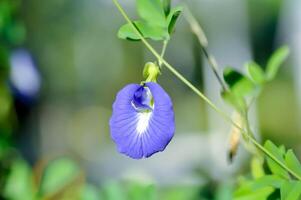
[{"x1": 0, "y1": 0, "x2": 301, "y2": 199}]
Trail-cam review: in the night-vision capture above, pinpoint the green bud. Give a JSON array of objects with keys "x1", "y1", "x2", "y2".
[
  {"x1": 143, "y1": 62, "x2": 160, "y2": 82},
  {"x1": 162, "y1": 0, "x2": 171, "y2": 16}
]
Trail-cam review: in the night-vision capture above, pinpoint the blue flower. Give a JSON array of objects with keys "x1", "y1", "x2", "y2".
[{"x1": 109, "y1": 82, "x2": 175, "y2": 159}]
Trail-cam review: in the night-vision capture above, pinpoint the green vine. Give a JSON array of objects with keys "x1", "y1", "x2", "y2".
[{"x1": 111, "y1": 0, "x2": 301, "y2": 183}]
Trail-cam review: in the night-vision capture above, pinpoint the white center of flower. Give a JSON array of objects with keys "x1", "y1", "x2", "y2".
[{"x1": 136, "y1": 112, "x2": 152, "y2": 135}]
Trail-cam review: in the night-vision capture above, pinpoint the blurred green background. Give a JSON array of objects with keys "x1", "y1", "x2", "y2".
[{"x1": 0, "y1": 0, "x2": 301, "y2": 199}]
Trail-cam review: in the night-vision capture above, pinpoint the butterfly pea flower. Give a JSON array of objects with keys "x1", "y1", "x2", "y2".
[{"x1": 110, "y1": 64, "x2": 175, "y2": 159}]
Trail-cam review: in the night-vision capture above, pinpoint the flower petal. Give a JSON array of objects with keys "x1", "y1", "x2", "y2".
[{"x1": 110, "y1": 82, "x2": 175, "y2": 159}]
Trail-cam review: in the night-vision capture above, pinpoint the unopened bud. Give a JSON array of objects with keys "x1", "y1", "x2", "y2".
[{"x1": 143, "y1": 62, "x2": 160, "y2": 82}]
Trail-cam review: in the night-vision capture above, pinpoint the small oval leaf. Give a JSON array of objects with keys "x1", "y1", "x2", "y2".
[
  {"x1": 167, "y1": 6, "x2": 182, "y2": 34},
  {"x1": 118, "y1": 21, "x2": 169, "y2": 41},
  {"x1": 223, "y1": 67, "x2": 256, "y2": 98},
  {"x1": 266, "y1": 46, "x2": 290, "y2": 81},
  {"x1": 246, "y1": 62, "x2": 266, "y2": 85}
]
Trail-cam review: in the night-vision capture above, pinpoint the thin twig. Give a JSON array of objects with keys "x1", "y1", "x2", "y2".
[
  {"x1": 184, "y1": 5, "x2": 228, "y2": 91},
  {"x1": 159, "y1": 40, "x2": 168, "y2": 68}
]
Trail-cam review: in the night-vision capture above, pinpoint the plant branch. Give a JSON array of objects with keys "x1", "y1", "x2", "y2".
[{"x1": 111, "y1": 0, "x2": 301, "y2": 181}]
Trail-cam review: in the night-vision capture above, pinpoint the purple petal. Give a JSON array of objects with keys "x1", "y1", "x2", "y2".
[{"x1": 109, "y1": 82, "x2": 175, "y2": 159}]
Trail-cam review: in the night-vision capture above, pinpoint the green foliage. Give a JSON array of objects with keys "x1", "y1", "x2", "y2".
[
  {"x1": 118, "y1": 21, "x2": 168, "y2": 41},
  {"x1": 221, "y1": 90, "x2": 246, "y2": 113},
  {"x1": 234, "y1": 175, "x2": 282, "y2": 200},
  {"x1": 263, "y1": 140, "x2": 301, "y2": 183},
  {"x1": 280, "y1": 181, "x2": 301, "y2": 200},
  {"x1": 214, "y1": 183, "x2": 233, "y2": 200},
  {"x1": 222, "y1": 46, "x2": 290, "y2": 113},
  {"x1": 3, "y1": 159, "x2": 36, "y2": 200},
  {"x1": 81, "y1": 184, "x2": 101, "y2": 200},
  {"x1": 3, "y1": 157, "x2": 98, "y2": 200},
  {"x1": 235, "y1": 140, "x2": 301, "y2": 200},
  {"x1": 223, "y1": 67, "x2": 255, "y2": 98},
  {"x1": 102, "y1": 181, "x2": 158, "y2": 200},
  {"x1": 3, "y1": 20, "x2": 26, "y2": 45},
  {"x1": 251, "y1": 157, "x2": 265, "y2": 179},
  {"x1": 0, "y1": 0, "x2": 26, "y2": 169},
  {"x1": 285, "y1": 150, "x2": 301, "y2": 178},
  {"x1": 137, "y1": 0, "x2": 166, "y2": 27},
  {"x1": 0, "y1": 0, "x2": 26, "y2": 45},
  {"x1": 127, "y1": 182, "x2": 156, "y2": 200},
  {"x1": 3, "y1": 154, "x2": 212, "y2": 200},
  {"x1": 220, "y1": 48, "x2": 293, "y2": 199},
  {"x1": 102, "y1": 181, "x2": 126, "y2": 200},
  {"x1": 222, "y1": 67, "x2": 255, "y2": 112},
  {"x1": 39, "y1": 158, "x2": 81, "y2": 196},
  {"x1": 264, "y1": 140, "x2": 290, "y2": 179},
  {"x1": 118, "y1": 0, "x2": 182, "y2": 41},
  {"x1": 160, "y1": 186, "x2": 200, "y2": 200},
  {"x1": 234, "y1": 183, "x2": 275, "y2": 200}
]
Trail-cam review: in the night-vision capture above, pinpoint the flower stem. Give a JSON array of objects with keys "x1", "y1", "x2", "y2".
[
  {"x1": 111, "y1": 0, "x2": 301, "y2": 181},
  {"x1": 159, "y1": 40, "x2": 168, "y2": 68}
]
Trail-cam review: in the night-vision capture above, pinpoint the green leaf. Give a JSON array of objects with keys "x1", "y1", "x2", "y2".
[
  {"x1": 285, "y1": 150, "x2": 301, "y2": 178},
  {"x1": 266, "y1": 46, "x2": 290, "y2": 81},
  {"x1": 118, "y1": 21, "x2": 169, "y2": 41},
  {"x1": 234, "y1": 175, "x2": 284, "y2": 200},
  {"x1": 246, "y1": 62, "x2": 266, "y2": 85},
  {"x1": 127, "y1": 182, "x2": 156, "y2": 200},
  {"x1": 160, "y1": 186, "x2": 199, "y2": 200},
  {"x1": 102, "y1": 181, "x2": 125, "y2": 200},
  {"x1": 254, "y1": 175, "x2": 284, "y2": 189},
  {"x1": 251, "y1": 157, "x2": 265, "y2": 179},
  {"x1": 214, "y1": 183, "x2": 233, "y2": 200},
  {"x1": 81, "y1": 184, "x2": 100, "y2": 200},
  {"x1": 136, "y1": 0, "x2": 166, "y2": 27},
  {"x1": 222, "y1": 67, "x2": 256, "y2": 111},
  {"x1": 167, "y1": 6, "x2": 182, "y2": 34},
  {"x1": 118, "y1": 0, "x2": 182, "y2": 41},
  {"x1": 118, "y1": 22, "x2": 140, "y2": 41},
  {"x1": 264, "y1": 140, "x2": 290, "y2": 179},
  {"x1": 3, "y1": 159, "x2": 35, "y2": 200},
  {"x1": 221, "y1": 90, "x2": 246, "y2": 112},
  {"x1": 280, "y1": 181, "x2": 301, "y2": 200},
  {"x1": 223, "y1": 67, "x2": 256, "y2": 98},
  {"x1": 234, "y1": 186, "x2": 274, "y2": 200},
  {"x1": 40, "y1": 158, "x2": 80, "y2": 196}
]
